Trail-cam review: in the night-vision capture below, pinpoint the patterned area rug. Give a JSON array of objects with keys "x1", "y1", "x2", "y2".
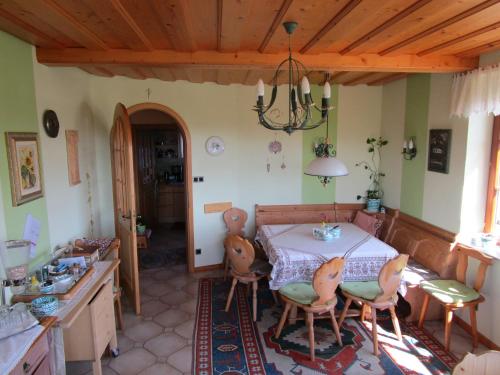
[{"x1": 193, "y1": 278, "x2": 457, "y2": 375}]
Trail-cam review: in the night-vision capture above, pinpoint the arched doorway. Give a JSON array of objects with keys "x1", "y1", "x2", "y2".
[{"x1": 127, "y1": 103, "x2": 194, "y2": 273}]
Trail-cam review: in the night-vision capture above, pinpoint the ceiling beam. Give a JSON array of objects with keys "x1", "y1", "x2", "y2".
[
  {"x1": 216, "y1": 0, "x2": 223, "y2": 51},
  {"x1": 109, "y1": 0, "x2": 154, "y2": 51},
  {"x1": 340, "y1": 0, "x2": 433, "y2": 55},
  {"x1": 417, "y1": 21, "x2": 500, "y2": 56},
  {"x1": 380, "y1": 0, "x2": 499, "y2": 55},
  {"x1": 343, "y1": 72, "x2": 378, "y2": 85},
  {"x1": 258, "y1": 0, "x2": 294, "y2": 53},
  {"x1": 36, "y1": 48, "x2": 478, "y2": 73},
  {"x1": 300, "y1": 0, "x2": 362, "y2": 54}
]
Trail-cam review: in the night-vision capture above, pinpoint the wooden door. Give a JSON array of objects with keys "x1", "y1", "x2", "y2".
[{"x1": 110, "y1": 103, "x2": 140, "y2": 315}]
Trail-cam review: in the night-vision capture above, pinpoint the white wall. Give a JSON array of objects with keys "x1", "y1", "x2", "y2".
[
  {"x1": 422, "y1": 74, "x2": 468, "y2": 232},
  {"x1": 88, "y1": 76, "x2": 302, "y2": 267},
  {"x1": 32, "y1": 63, "x2": 100, "y2": 249},
  {"x1": 380, "y1": 79, "x2": 406, "y2": 209},
  {"x1": 336, "y1": 85, "x2": 383, "y2": 202}
]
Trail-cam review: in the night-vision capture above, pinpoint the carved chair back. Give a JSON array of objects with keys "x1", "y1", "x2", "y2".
[
  {"x1": 373, "y1": 254, "x2": 409, "y2": 304},
  {"x1": 311, "y1": 257, "x2": 345, "y2": 306},
  {"x1": 223, "y1": 207, "x2": 248, "y2": 237},
  {"x1": 224, "y1": 234, "x2": 255, "y2": 275},
  {"x1": 455, "y1": 245, "x2": 494, "y2": 293}
]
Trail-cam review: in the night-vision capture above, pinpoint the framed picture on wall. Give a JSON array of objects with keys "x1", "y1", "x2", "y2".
[
  {"x1": 5, "y1": 132, "x2": 44, "y2": 206},
  {"x1": 428, "y1": 129, "x2": 452, "y2": 174}
]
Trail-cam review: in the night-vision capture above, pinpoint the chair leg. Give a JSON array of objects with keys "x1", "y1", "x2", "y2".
[
  {"x1": 275, "y1": 302, "x2": 291, "y2": 338},
  {"x1": 360, "y1": 303, "x2": 366, "y2": 323},
  {"x1": 338, "y1": 297, "x2": 352, "y2": 327},
  {"x1": 389, "y1": 306, "x2": 402, "y2": 341},
  {"x1": 329, "y1": 309, "x2": 343, "y2": 347},
  {"x1": 225, "y1": 278, "x2": 238, "y2": 312},
  {"x1": 444, "y1": 307, "x2": 454, "y2": 352},
  {"x1": 252, "y1": 280, "x2": 258, "y2": 322},
  {"x1": 267, "y1": 275, "x2": 279, "y2": 305},
  {"x1": 418, "y1": 293, "x2": 431, "y2": 329},
  {"x1": 469, "y1": 305, "x2": 478, "y2": 349},
  {"x1": 371, "y1": 307, "x2": 379, "y2": 356},
  {"x1": 306, "y1": 312, "x2": 315, "y2": 361},
  {"x1": 223, "y1": 253, "x2": 229, "y2": 281}
]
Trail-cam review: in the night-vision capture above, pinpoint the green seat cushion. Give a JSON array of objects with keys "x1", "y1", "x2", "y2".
[
  {"x1": 340, "y1": 281, "x2": 382, "y2": 301},
  {"x1": 421, "y1": 280, "x2": 480, "y2": 304},
  {"x1": 279, "y1": 282, "x2": 318, "y2": 305}
]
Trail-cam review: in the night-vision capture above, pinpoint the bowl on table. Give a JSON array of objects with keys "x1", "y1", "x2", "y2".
[{"x1": 31, "y1": 296, "x2": 58, "y2": 317}]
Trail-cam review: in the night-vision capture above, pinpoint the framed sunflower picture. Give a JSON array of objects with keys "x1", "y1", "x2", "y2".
[{"x1": 5, "y1": 132, "x2": 44, "y2": 206}]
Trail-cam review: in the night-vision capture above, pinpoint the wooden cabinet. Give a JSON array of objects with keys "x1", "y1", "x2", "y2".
[
  {"x1": 11, "y1": 317, "x2": 55, "y2": 375},
  {"x1": 158, "y1": 184, "x2": 185, "y2": 223},
  {"x1": 63, "y1": 281, "x2": 117, "y2": 375}
]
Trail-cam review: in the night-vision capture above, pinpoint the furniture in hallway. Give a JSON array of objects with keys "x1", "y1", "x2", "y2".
[
  {"x1": 338, "y1": 254, "x2": 409, "y2": 356},
  {"x1": 453, "y1": 350, "x2": 500, "y2": 375},
  {"x1": 224, "y1": 234, "x2": 275, "y2": 321},
  {"x1": 418, "y1": 244, "x2": 494, "y2": 352},
  {"x1": 275, "y1": 257, "x2": 344, "y2": 361}
]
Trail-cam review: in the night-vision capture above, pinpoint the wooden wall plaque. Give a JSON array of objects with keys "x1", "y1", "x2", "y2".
[
  {"x1": 204, "y1": 202, "x2": 232, "y2": 213},
  {"x1": 66, "y1": 130, "x2": 81, "y2": 185}
]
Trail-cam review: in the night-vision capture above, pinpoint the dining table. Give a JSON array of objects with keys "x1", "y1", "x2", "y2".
[{"x1": 256, "y1": 222, "x2": 400, "y2": 290}]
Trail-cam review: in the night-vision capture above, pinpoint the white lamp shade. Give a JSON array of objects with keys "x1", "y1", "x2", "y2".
[
  {"x1": 323, "y1": 81, "x2": 331, "y2": 99},
  {"x1": 301, "y1": 76, "x2": 311, "y2": 94},
  {"x1": 304, "y1": 157, "x2": 349, "y2": 177},
  {"x1": 256, "y1": 79, "x2": 265, "y2": 97}
]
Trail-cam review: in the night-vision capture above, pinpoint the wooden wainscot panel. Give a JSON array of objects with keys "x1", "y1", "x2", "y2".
[
  {"x1": 255, "y1": 204, "x2": 337, "y2": 226},
  {"x1": 334, "y1": 203, "x2": 365, "y2": 222},
  {"x1": 204, "y1": 202, "x2": 232, "y2": 214}
]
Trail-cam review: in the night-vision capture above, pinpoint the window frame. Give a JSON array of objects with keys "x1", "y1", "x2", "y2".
[{"x1": 484, "y1": 115, "x2": 500, "y2": 233}]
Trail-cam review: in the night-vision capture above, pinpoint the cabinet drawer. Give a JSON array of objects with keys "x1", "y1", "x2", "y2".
[
  {"x1": 32, "y1": 355, "x2": 50, "y2": 375},
  {"x1": 11, "y1": 333, "x2": 49, "y2": 375},
  {"x1": 90, "y1": 282, "x2": 115, "y2": 355}
]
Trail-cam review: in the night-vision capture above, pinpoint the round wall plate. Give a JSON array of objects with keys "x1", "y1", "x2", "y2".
[
  {"x1": 43, "y1": 110, "x2": 60, "y2": 138},
  {"x1": 205, "y1": 136, "x2": 225, "y2": 156}
]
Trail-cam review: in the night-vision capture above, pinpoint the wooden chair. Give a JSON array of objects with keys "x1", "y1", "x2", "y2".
[
  {"x1": 223, "y1": 207, "x2": 248, "y2": 280},
  {"x1": 275, "y1": 257, "x2": 345, "y2": 361},
  {"x1": 452, "y1": 351, "x2": 500, "y2": 375},
  {"x1": 224, "y1": 234, "x2": 275, "y2": 321},
  {"x1": 338, "y1": 254, "x2": 409, "y2": 356},
  {"x1": 418, "y1": 244, "x2": 494, "y2": 352}
]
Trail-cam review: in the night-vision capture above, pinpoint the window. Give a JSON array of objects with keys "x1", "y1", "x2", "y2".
[{"x1": 485, "y1": 115, "x2": 500, "y2": 233}]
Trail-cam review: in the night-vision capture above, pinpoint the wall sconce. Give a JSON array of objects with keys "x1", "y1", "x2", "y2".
[{"x1": 402, "y1": 137, "x2": 417, "y2": 160}]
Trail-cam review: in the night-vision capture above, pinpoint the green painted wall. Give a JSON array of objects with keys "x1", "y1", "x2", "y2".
[
  {"x1": 302, "y1": 84, "x2": 339, "y2": 203},
  {"x1": 0, "y1": 31, "x2": 51, "y2": 267},
  {"x1": 400, "y1": 74, "x2": 430, "y2": 218}
]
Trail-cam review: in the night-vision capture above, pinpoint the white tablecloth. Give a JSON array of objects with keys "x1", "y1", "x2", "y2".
[{"x1": 256, "y1": 223, "x2": 399, "y2": 290}]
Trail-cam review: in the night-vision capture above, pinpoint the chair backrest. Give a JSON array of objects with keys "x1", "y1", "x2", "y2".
[
  {"x1": 373, "y1": 254, "x2": 409, "y2": 304},
  {"x1": 453, "y1": 350, "x2": 500, "y2": 375},
  {"x1": 224, "y1": 234, "x2": 255, "y2": 275},
  {"x1": 223, "y1": 207, "x2": 248, "y2": 237},
  {"x1": 353, "y1": 210, "x2": 383, "y2": 237},
  {"x1": 455, "y1": 244, "x2": 494, "y2": 292},
  {"x1": 311, "y1": 257, "x2": 345, "y2": 306}
]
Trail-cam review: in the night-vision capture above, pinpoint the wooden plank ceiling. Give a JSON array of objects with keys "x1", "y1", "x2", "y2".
[{"x1": 0, "y1": 0, "x2": 498, "y2": 86}]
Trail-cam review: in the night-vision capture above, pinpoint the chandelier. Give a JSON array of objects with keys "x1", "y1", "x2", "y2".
[{"x1": 254, "y1": 21, "x2": 332, "y2": 135}]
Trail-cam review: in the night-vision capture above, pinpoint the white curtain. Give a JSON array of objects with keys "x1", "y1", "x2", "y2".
[{"x1": 450, "y1": 64, "x2": 500, "y2": 117}]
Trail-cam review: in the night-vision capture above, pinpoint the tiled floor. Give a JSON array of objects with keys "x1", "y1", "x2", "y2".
[
  {"x1": 66, "y1": 263, "x2": 489, "y2": 374},
  {"x1": 65, "y1": 263, "x2": 223, "y2": 375}
]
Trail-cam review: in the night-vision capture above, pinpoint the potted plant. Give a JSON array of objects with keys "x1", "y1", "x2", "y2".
[{"x1": 356, "y1": 137, "x2": 388, "y2": 212}]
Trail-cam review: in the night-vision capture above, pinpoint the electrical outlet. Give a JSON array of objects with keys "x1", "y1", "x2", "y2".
[
  {"x1": 195, "y1": 248, "x2": 202, "y2": 255},
  {"x1": 199, "y1": 176, "x2": 204, "y2": 182},
  {"x1": 194, "y1": 177, "x2": 199, "y2": 182}
]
